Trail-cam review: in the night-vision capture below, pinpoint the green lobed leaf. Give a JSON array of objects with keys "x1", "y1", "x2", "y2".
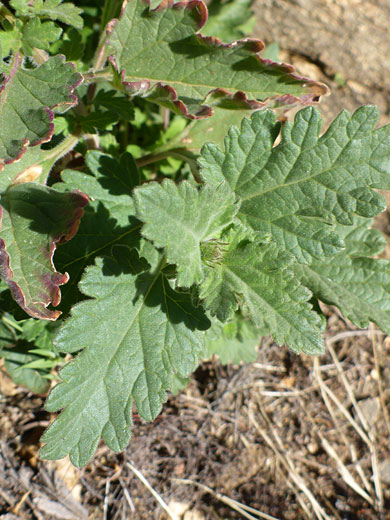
[
  {"x1": 199, "y1": 227, "x2": 324, "y2": 355},
  {"x1": 40, "y1": 246, "x2": 210, "y2": 467},
  {"x1": 21, "y1": 18, "x2": 62, "y2": 54},
  {"x1": 20, "y1": 318, "x2": 59, "y2": 353},
  {"x1": 294, "y1": 220, "x2": 390, "y2": 334},
  {"x1": 199, "y1": 106, "x2": 390, "y2": 263},
  {"x1": 10, "y1": 0, "x2": 83, "y2": 29},
  {"x1": 55, "y1": 28, "x2": 85, "y2": 62},
  {"x1": 0, "y1": 183, "x2": 88, "y2": 319},
  {"x1": 107, "y1": 0, "x2": 327, "y2": 119},
  {"x1": 53, "y1": 151, "x2": 142, "y2": 312},
  {"x1": 0, "y1": 54, "x2": 82, "y2": 169},
  {"x1": 77, "y1": 110, "x2": 119, "y2": 133},
  {"x1": 0, "y1": 21, "x2": 23, "y2": 59},
  {"x1": 134, "y1": 179, "x2": 238, "y2": 287},
  {"x1": 93, "y1": 89, "x2": 134, "y2": 122}
]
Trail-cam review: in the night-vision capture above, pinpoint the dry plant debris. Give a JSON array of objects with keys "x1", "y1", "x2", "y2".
[{"x1": 0, "y1": 306, "x2": 389, "y2": 519}]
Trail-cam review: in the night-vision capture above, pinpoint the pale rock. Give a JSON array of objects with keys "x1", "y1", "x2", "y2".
[
  {"x1": 378, "y1": 459, "x2": 390, "y2": 485},
  {"x1": 183, "y1": 509, "x2": 205, "y2": 520},
  {"x1": 167, "y1": 500, "x2": 190, "y2": 519},
  {"x1": 356, "y1": 397, "x2": 380, "y2": 426}
]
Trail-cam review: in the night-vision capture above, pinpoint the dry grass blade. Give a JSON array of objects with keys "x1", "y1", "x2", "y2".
[
  {"x1": 313, "y1": 357, "x2": 370, "y2": 445},
  {"x1": 326, "y1": 338, "x2": 370, "y2": 432},
  {"x1": 119, "y1": 477, "x2": 135, "y2": 514},
  {"x1": 326, "y1": 334, "x2": 384, "y2": 512},
  {"x1": 103, "y1": 479, "x2": 110, "y2": 520},
  {"x1": 319, "y1": 435, "x2": 373, "y2": 504},
  {"x1": 127, "y1": 462, "x2": 176, "y2": 519},
  {"x1": 249, "y1": 402, "x2": 331, "y2": 520},
  {"x1": 173, "y1": 478, "x2": 279, "y2": 520},
  {"x1": 370, "y1": 324, "x2": 390, "y2": 436}
]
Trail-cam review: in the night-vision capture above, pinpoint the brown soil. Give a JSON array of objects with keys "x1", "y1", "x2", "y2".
[{"x1": 1, "y1": 1, "x2": 390, "y2": 519}]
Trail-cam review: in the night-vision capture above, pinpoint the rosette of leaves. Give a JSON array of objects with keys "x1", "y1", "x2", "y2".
[{"x1": 0, "y1": 0, "x2": 389, "y2": 469}]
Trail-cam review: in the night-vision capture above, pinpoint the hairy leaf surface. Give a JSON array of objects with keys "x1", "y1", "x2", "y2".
[
  {"x1": 294, "y1": 221, "x2": 390, "y2": 333},
  {"x1": 134, "y1": 179, "x2": 238, "y2": 286},
  {"x1": 0, "y1": 54, "x2": 82, "y2": 169},
  {"x1": 21, "y1": 18, "x2": 63, "y2": 53},
  {"x1": 0, "y1": 183, "x2": 88, "y2": 319},
  {"x1": 107, "y1": 0, "x2": 327, "y2": 118},
  {"x1": 200, "y1": 228, "x2": 323, "y2": 354},
  {"x1": 40, "y1": 246, "x2": 210, "y2": 466},
  {"x1": 10, "y1": 0, "x2": 83, "y2": 29},
  {"x1": 53, "y1": 151, "x2": 142, "y2": 312},
  {"x1": 199, "y1": 106, "x2": 390, "y2": 263}
]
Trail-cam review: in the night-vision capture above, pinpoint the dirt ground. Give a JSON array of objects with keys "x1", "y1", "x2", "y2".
[{"x1": 1, "y1": 1, "x2": 390, "y2": 519}]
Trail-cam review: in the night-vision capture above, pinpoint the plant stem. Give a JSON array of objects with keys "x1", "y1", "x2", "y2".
[
  {"x1": 101, "y1": 0, "x2": 122, "y2": 32},
  {"x1": 136, "y1": 148, "x2": 196, "y2": 167},
  {"x1": 1, "y1": 315, "x2": 23, "y2": 333}
]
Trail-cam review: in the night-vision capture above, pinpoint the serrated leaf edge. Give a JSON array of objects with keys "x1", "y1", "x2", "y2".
[
  {"x1": 0, "y1": 53, "x2": 83, "y2": 170},
  {"x1": 0, "y1": 189, "x2": 89, "y2": 320},
  {"x1": 108, "y1": 0, "x2": 328, "y2": 119}
]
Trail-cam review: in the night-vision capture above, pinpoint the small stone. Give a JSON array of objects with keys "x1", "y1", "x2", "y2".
[
  {"x1": 307, "y1": 441, "x2": 319, "y2": 455},
  {"x1": 357, "y1": 397, "x2": 380, "y2": 427},
  {"x1": 378, "y1": 459, "x2": 390, "y2": 485},
  {"x1": 183, "y1": 511, "x2": 205, "y2": 520},
  {"x1": 370, "y1": 369, "x2": 378, "y2": 380},
  {"x1": 168, "y1": 500, "x2": 190, "y2": 519}
]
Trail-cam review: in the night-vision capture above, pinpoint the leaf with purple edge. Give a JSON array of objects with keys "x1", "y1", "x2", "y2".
[
  {"x1": 0, "y1": 54, "x2": 82, "y2": 170},
  {"x1": 107, "y1": 0, "x2": 328, "y2": 119},
  {"x1": 0, "y1": 134, "x2": 80, "y2": 192},
  {"x1": 0, "y1": 183, "x2": 88, "y2": 320}
]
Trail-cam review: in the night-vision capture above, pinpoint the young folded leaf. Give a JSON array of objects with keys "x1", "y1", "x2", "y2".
[
  {"x1": 199, "y1": 227, "x2": 324, "y2": 355},
  {"x1": 294, "y1": 220, "x2": 390, "y2": 334},
  {"x1": 134, "y1": 179, "x2": 238, "y2": 287}
]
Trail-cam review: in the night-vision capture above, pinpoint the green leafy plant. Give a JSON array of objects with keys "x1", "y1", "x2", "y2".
[{"x1": 0, "y1": 0, "x2": 389, "y2": 467}]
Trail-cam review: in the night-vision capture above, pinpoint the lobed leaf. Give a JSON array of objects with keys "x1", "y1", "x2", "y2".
[
  {"x1": 294, "y1": 221, "x2": 390, "y2": 334},
  {"x1": 40, "y1": 246, "x2": 210, "y2": 467},
  {"x1": 10, "y1": 0, "x2": 83, "y2": 29},
  {"x1": 53, "y1": 151, "x2": 142, "y2": 312},
  {"x1": 0, "y1": 54, "x2": 82, "y2": 169},
  {"x1": 107, "y1": 0, "x2": 327, "y2": 119},
  {"x1": 0, "y1": 183, "x2": 88, "y2": 319},
  {"x1": 200, "y1": 227, "x2": 324, "y2": 354},
  {"x1": 21, "y1": 18, "x2": 63, "y2": 54},
  {"x1": 199, "y1": 106, "x2": 390, "y2": 263},
  {"x1": 134, "y1": 179, "x2": 238, "y2": 287}
]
